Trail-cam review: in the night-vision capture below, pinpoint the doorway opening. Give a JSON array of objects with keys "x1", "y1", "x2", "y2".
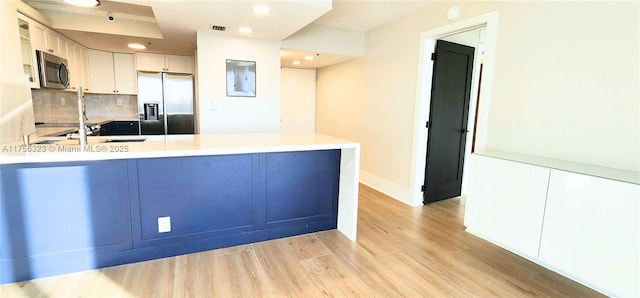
[{"x1": 409, "y1": 12, "x2": 499, "y2": 206}]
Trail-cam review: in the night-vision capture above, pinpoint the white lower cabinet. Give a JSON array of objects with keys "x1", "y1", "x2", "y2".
[
  {"x1": 465, "y1": 153, "x2": 639, "y2": 297},
  {"x1": 539, "y1": 170, "x2": 639, "y2": 297},
  {"x1": 464, "y1": 155, "x2": 549, "y2": 259}
]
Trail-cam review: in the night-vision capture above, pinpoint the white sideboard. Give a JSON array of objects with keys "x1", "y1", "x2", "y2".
[
  {"x1": 465, "y1": 152, "x2": 639, "y2": 297},
  {"x1": 464, "y1": 155, "x2": 549, "y2": 259}
]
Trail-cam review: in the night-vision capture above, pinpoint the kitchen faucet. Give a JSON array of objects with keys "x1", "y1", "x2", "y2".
[
  {"x1": 77, "y1": 86, "x2": 88, "y2": 146},
  {"x1": 66, "y1": 86, "x2": 98, "y2": 146}
]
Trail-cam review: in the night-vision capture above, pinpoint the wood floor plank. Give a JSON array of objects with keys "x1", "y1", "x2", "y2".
[
  {"x1": 217, "y1": 245, "x2": 280, "y2": 297},
  {"x1": 299, "y1": 254, "x2": 375, "y2": 297},
  {"x1": 115, "y1": 257, "x2": 175, "y2": 297},
  {"x1": 0, "y1": 184, "x2": 604, "y2": 297},
  {"x1": 173, "y1": 250, "x2": 221, "y2": 298},
  {"x1": 316, "y1": 230, "x2": 416, "y2": 297},
  {"x1": 252, "y1": 239, "x2": 322, "y2": 297},
  {"x1": 284, "y1": 234, "x2": 332, "y2": 261}
]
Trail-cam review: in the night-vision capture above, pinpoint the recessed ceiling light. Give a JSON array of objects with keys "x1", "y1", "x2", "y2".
[
  {"x1": 62, "y1": 0, "x2": 100, "y2": 7},
  {"x1": 239, "y1": 27, "x2": 253, "y2": 33},
  {"x1": 253, "y1": 6, "x2": 270, "y2": 15},
  {"x1": 292, "y1": 61, "x2": 301, "y2": 65},
  {"x1": 304, "y1": 56, "x2": 314, "y2": 61},
  {"x1": 128, "y1": 43, "x2": 146, "y2": 50}
]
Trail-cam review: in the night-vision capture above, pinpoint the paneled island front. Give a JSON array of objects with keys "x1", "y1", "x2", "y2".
[{"x1": 0, "y1": 133, "x2": 360, "y2": 284}]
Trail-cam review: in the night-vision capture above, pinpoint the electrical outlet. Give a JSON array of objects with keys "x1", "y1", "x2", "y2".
[
  {"x1": 116, "y1": 98, "x2": 123, "y2": 106},
  {"x1": 60, "y1": 98, "x2": 65, "y2": 105},
  {"x1": 158, "y1": 216, "x2": 171, "y2": 233}
]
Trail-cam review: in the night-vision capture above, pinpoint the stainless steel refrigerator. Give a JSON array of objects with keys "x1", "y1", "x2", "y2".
[{"x1": 138, "y1": 72, "x2": 195, "y2": 135}]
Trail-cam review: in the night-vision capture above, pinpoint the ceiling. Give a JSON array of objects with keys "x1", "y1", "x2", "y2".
[{"x1": 22, "y1": 0, "x2": 435, "y2": 69}]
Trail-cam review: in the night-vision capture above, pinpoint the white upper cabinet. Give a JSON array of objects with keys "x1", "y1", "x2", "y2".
[
  {"x1": 17, "y1": 15, "x2": 39, "y2": 88},
  {"x1": 79, "y1": 46, "x2": 90, "y2": 91},
  {"x1": 136, "y1": 52, "x2": 193, "y2": 73},
  {"x1": 67, "y1": 42, "x2": 90, "y2": 91},
  {"x1": 56, "y1": 34, "x2": 68, "y2": 59},
  {"x1": 87, "y1": 49, "x2": 136, "y2": 94},
  {"x1": 113, "y1": 53, "x2": 137, "y2": 94},
  {"x1": 29, "y1": 21, "x2": 46, "y2": 53},
  {"x1": 135, "y1": 52, "x2": 165, "y2": 72},
  {"x1": 87, "y1": 49, "x2": 115, "y2": 94},
  {"x1": 22, "y1": 15, "x2": 68, "y2": 59},
  {"x1": 164, "y1": 54, "x2": 193, "y2": 73},
  {"x1": 66, "y1": 41, "x2": 79, "y2": 90}
]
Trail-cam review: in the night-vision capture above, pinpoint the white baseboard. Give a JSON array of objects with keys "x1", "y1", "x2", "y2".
[{"x1": 359, "y1": 170, "x2": 418, "y2": 206}]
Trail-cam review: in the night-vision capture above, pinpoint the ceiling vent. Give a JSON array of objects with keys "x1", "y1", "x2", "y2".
[{"x1": 210, "y1": 25, "x2": 227, "y2": 32}]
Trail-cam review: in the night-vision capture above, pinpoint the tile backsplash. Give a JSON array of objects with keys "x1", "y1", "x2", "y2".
[{"x1": 32, "y1": 90, "x2": 138, "y2": 123}]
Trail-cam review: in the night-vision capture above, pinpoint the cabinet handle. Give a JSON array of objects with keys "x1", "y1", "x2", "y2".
[{"x1": 48, "y1": 49, "x2": 54, "y2": 53}]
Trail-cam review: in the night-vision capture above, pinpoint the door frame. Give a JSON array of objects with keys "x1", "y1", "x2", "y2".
[{"x1": 409, "y1": 11, "x2": 499, "y2": 206}]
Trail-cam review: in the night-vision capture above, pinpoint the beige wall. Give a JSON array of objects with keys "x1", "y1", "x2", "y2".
[
  {"x1": 316, "y1": 1, "x2": 639, "y2": 204},
  {"x1": 281, "y1": 68, "x2": 316, "y2": 132},
  {"x1": 1, "y1": 0, "x2": 35, "y2": 144},
  {"x1": 196, "y1": 32, "x2": 281, "y2": 133}
]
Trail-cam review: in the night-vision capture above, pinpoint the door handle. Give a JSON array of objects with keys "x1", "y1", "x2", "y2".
[{"x1": 461, "y1": 128, "x2": 469, "y2": 133}]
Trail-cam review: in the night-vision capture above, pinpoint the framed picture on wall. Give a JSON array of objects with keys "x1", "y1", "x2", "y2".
[{"x1": 226, "y1": 59, "x2": 256, "y2": 97}]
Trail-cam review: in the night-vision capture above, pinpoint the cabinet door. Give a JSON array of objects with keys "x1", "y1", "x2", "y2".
[
  {"x1": 133, "y1": 154, "x2": 258, "y2": 247},
  {"x1": 79, "y1": 46, "x2": 90, "y2": 91},
  {"x1": 57, "y1": 35, "x2": 68, "y2": 59},
  {"x1": 135, "y1": 52, "x2": 165, "y2": 72},
  {"x1": 260, "y1": 150, "x2": 340, "y2": 229},
  {"x1": 539, "y1": 170, "x2": 640, "y2": 297},
  {"x1": 113, "y1": 53, "x2": 137, "y2": 94},
  {"x1": 29, "y1": 22, "x2": 46, "y2": 52},
  {"x1": 113, "y1": 121, "x2": 140, "y2": 135},
  {"x1": 0, "y1": 161, "x2": 133, "y2": 260},
  {"x1": 45, "y1": 30, "x2": 60, "y2": 56},
  {"x1": 87, "y1": 49, "x2": 116, "y2": 93},
  {"x1": 17, "y1": 17, "x2": 39, "y2": 88},
  {"x1": 165, "y1": 54, "x2": 193, "y2": 73},
  {"x1": 67, "y1": 42, "x2": 80, "y2": 91},
  {"x1": 464, "y1": 155, "x2": 550, "y2": 259}
]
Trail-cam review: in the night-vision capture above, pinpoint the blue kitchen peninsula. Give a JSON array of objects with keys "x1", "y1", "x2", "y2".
[{"x1": 0, "y1": 133, "x2": 360, "y2": 284}]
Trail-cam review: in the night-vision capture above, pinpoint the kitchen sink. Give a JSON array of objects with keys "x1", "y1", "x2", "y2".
[
  {"x1": 105, "y1": 137, "x2": 148, "y2": 143},
  {"x1": 33, "y1": 139, "x2": 61, "y2": 144}
]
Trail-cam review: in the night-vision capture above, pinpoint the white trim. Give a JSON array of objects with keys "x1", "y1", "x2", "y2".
[
  {"x1": 409, "y1": 12, "x2": 499, "y2": 206},
  {"x1": 359, "y1": 170, "x2": 417, "y2": 206},
  {"x1": 461, "y1": 42, "x2": 485, "y2": 196}
]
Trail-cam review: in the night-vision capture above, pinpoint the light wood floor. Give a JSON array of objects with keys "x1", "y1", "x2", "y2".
[{"x1": 1, "y1": 184, "x2": 603, "y2": 297}]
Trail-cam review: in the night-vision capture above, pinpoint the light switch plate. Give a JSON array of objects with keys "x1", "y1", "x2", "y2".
[{"x1": 158, "y1": 216, "x2": 171, "y2": 233}]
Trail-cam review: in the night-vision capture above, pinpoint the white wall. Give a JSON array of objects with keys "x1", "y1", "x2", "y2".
[
  {"x1": 196, "y1": 32, "x2": 281, "y2": 133},
  {"x1": 316, "y1": 1, "x2": 640, "y2": 205},
  {"x1": 1, "y1": 0, "x2": 35, "y2": 144},
  {"x1": 280, "y1": 68, "x2": 316, "y2": 132}
]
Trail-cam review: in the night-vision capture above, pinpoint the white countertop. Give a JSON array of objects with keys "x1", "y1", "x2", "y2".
[
  {"x1": 476, "y1": 150, "x2": 639, "y2": 185},
  {"x1": 0, "y1": 133, "x2": 360, "y2": 165}
]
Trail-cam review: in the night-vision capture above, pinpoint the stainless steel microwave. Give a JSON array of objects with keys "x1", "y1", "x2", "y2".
[{"x1": 36, "y1": 50, "x2": 70, "y2": 89}]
